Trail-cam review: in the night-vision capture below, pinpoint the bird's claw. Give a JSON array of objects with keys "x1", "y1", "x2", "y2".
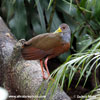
[
  {"x1": 43, "y1": 75, "x2": 54, "y2": 81},
  {"x1": 43, "y1": 75, "x2": 49, "y2": 80},
  {"x1": 18, "y1": 39, "x2": 26, "y2": 45}
]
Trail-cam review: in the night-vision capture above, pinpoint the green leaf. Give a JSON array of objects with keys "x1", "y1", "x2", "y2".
[
  {"x1": 48, "y1": 0, "x2": 54, "y2": 9},
  {"x1": 59, "y1": 51, "x2": 71, "y2": 62},
  {"x1": 76, "y1": 33, "x2": 93, "y2": 52},
  {"x1": 80, "y1": 0, "x2": 87, "y2": 8},
  {"x1": 9, "y1": 0, "x2": 28, "y2": 39},
  {"x1": 31, "y1": 13, "x2": 43, "y2": 34},
  {"x1": 35, "y1": 0, "x2": 46, "y2": 33},
  {"x1": 45, "y1": 8, "x2": 62, "y2": 32}
]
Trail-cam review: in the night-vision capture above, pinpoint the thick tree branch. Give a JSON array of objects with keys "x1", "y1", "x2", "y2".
[{"x1": 0, "y1": 16, "x2": 71, "y2": 100}]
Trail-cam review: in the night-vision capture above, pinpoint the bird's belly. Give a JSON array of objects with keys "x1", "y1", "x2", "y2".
[{"x1": 47, "y1": 43, "x2": 70, "y2": 58}]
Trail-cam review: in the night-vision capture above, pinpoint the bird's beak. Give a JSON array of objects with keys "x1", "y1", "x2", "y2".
[{"x1": 54, "y1": 27, "x2": 62, "y2": 33}]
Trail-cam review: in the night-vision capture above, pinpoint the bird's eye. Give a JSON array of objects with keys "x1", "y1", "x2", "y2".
[{"x1": 62, "y1": 27, "x2": 65, "y2": 29}]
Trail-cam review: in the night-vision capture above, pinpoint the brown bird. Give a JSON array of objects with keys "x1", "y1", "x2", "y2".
[{"x1": 21, "y1": 23, "x2": 71, "y2": 79}]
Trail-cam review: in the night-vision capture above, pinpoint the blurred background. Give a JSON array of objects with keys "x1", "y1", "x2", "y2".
[{"x1": 1, "y1": 0, "x2": 100, "y2": 54}]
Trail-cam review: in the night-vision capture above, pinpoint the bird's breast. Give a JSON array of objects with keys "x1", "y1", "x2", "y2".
[
  {"x1": 47, "y1": 43, "x2": 70, "y2": 58},
  {"x1": 61, "y1": 32, "x2": 71, "y2": 43}
]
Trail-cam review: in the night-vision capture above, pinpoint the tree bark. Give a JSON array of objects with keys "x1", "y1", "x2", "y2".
[{"x1": 0, "y1": 16, "x2": 71, "y2": 100}]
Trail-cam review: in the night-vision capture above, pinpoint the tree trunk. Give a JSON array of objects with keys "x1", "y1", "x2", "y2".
[{"x1": 0, "y1": 16, "x2": 71, "y2": 100}]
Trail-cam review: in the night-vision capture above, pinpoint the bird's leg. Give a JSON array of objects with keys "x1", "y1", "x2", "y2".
[
  {"x1": 44, "y1": 57, "x2": 50, "y2": 78},
  {"x1": 40, "y1": 59, "x2": 46, "y2": 79}
]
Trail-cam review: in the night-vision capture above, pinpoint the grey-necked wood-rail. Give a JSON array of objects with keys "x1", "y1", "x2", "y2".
[{"x1": 21, "y1": 23, "x2": 71, "y2": 79}]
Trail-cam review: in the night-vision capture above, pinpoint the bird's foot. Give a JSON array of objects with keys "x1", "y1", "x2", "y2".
[
  {"x1": 18, "y1": 39, "x2": 26, "y2": 45},
  {"x1": 43, "y1": 76, "x2": 55, "y2": 82},
  {"x1": 43, "y1": 76, "x2": 49, "y2": 80}
]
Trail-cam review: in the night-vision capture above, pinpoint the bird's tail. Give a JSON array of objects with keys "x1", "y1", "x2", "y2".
[{"x1": 21, "y1": 44, "x2": 46, "y2": 60}]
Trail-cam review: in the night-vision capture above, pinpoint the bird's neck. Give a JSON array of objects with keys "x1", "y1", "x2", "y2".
[{"x1": 61, "y1": 33, "x2": 71, "y2": 43}]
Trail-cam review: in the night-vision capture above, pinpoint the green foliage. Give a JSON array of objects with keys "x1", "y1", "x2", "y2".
[
  {"x1": 45, "y1": 0, "x2": 100, "y2": 98},
  {"x1": 1, "y1": 0, "x2": 62, "y2": 40},
  {"x1": 47, "y1": 47, "x2": 100, "y2": 98}
]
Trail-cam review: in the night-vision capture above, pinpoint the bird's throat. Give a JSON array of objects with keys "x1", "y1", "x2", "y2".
[{"x1": 61, "y1": 33, "x2": 71, "y2": 43}]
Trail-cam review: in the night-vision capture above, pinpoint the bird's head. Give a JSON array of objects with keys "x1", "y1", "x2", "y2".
[
  {"x1": 54, "y1": 23, "x2": 71, "y2": 34},
  {"x1": 54, "y1": 23, "x2": 71, "y2": 43}
]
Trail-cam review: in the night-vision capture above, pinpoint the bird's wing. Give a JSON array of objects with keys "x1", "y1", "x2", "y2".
[
  {"x1": 24, "y1": 33, "x2": 63, "y2": 50},
  {"x1": 21, "y1": 33, "x2": 64, "y2": 60},
  {"x1": 21, "y1": 46, "x2": 47, "y2": 60}
]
